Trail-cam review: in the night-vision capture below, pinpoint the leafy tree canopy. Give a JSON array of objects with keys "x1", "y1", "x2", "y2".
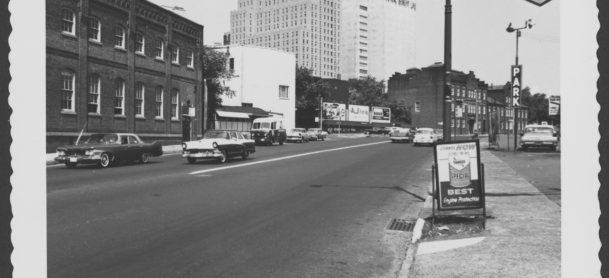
[
  {"x1": 202, "y1": 46, "x2": 234, "y2": 113},
  {"x1": 521, "y1": 86, "x2": 554, "y2": 124},
  {"x1": 348, "y1": 76, "x2": 386, "y2": 106}
]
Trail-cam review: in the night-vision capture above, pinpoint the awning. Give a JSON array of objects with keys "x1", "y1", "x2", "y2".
[{"x1": 216, "y1": 111, "x2": 250, "y2": 119}]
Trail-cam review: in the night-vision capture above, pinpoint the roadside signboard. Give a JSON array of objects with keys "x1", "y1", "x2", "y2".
[
  {"x1": 548, "y1": 96, "x2": 560, "y2": 116},
  {"x1": 511, "y1": 65, "x2": 522, "y2": 108},
  {"x1": 348, "y1": 105, "x2": 370, "y2": 122},
  {"x1": 371, "y1": 107, "x2": 391, "y2": 123},
  {"x1": 433, "y1": 140, "x2": 484, "y2": 210},
  {"x1": 322, "y1": 102, "x2": 346, "y2": 121}
]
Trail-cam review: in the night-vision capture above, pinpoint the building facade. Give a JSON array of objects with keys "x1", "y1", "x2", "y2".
[
  {"x1": 215, "y1": 45, "x2": 296, "y2": 131},
  {"x1": 46, "y1": 0, "x2": 203, "y2": 152},
  {"x1": 230, "y1": 0, "x2": 340, "y2": 79},
  {"x1": 340, "y1": 0, "x2": 416, "y2": 81},
  {"x1": 488, "y1": 83, "x2": 529, "y2": 132}
]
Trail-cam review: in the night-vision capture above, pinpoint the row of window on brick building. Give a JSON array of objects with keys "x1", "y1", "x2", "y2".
[
  {"x1": 61, "y1": 9, "x2": 195, "y2": 67},
  {"x1": 61, "y1": 71, "x2": 180, "y2": 120}
]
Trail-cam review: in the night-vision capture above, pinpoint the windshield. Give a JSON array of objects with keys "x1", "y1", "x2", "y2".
[
  {"x1": 417, "y1": 130, "x2": 432, "y2": 134},
  {"x1": 203, "y1": 131, "x2": 229, "y2": 139},
  {"x1": 524, "y1": 127, "x2": 553, "y2": 134},
  {"x1": 85, "y1": 134, "x2": 118, "y2": 144},
  {"x1": 252, "y1": 122, "x2": 270, "y2": 129}
]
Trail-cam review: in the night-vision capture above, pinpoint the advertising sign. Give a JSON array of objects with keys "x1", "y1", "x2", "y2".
[
  {"x1": 511, "y1": 65, "x2": 522, "y2": 107},
  {"x1": 322, "y1": 103, "x2": 346, "y2": 121},
  {"x1": 456, "y1": 107, "x2": 463, "y2": 118},
  {"x1": 348, "y1": 105, "x2": 370, "y2": 122},
  {"x1": 548, "y1": 96, "x2": 560, "y2": 116},
  {"x1": 371, "y1": 107, "x2": 391, "y2": 123},
  {"x1": 434, "y1": 140, "x2": 483, "y2": 210}
]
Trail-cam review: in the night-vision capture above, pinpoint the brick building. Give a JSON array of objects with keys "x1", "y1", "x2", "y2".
[
  {"x1": 488, "y1": 83, "x2": 529, "y2": 132},
  {"x1": 46, "y1": 0, "x2": 203, "y2": 152},
  {"x1": 387, "y1": 63, "x2": 490, "y2": 134}
]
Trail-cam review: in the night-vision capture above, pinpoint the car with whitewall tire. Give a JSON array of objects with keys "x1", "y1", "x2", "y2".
[
  {"x1": 519, "y1": 125, "x2": 559, "y2": 151},
  {"x1": 182, "y1": 130, "x2": 256, "y2": 164},
  {"x1": 287, "y1": 128, "x2": 310, "y2": 143}
]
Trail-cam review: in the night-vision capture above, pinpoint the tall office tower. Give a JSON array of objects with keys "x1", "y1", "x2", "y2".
[
  {"x1": 340, "y1": 0, "x2": 416, "y2": 81},
  {"x1": 230, "y1": 0, "x2": 341, "y2": 78}
]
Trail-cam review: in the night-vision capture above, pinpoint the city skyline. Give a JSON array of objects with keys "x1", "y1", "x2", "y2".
[{"x1": 147, "y1": 0, "x2": 559, "y2": 96}]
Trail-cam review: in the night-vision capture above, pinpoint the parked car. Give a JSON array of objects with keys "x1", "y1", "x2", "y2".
[
  {"x1": 389, "y1": 128, "x2": 414, "y2": 143},
  {"x1": 433, "y1": 129, "x2": 445, "y2": 141},
  {"x1": 287, "y1": 128, "x2": 310, "y2": 143},
  {"x1": 519, "y1": 124, "x2": 559, "y2": 151},
  {"x1": 413, "y1": 128, "x2": 440, "y2": 146},
  {"x1": 307, "y1": 128, "x2": 327, "y2": 141},
  {"x1": 306, "y1": 130, "x2": 319, "y2": 141},
  {"x1": 182, "y1": 130, "x2": 256, "y2": 164},
  {"x1": 387, "y1": 127, "x2": 402, "y2": 135},
  {"x1": 54, "y1": 133, "x2": 163, "y2": 168}
]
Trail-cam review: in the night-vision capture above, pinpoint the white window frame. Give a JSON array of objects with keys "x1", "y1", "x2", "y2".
[
  {"x1": 188, "y1": 51, "x2": 194, "y2": 68},
  {"x1": 156, "y1": 86, "x2": 164, "y2": 118},
  {"x1": 136, "y1": 33, "x2": 145, "y2": 54},
  {"x1": 88, "y1": 75, "x2": 101, "y2": 114},
  {"x1": 279, "y1": 85, "x2": 289, "y2": 99},
  {"x1": 171, "y1": 45, "x2": 179, "y2": 64},
  {"x1": 156, "y1": 39, "x2": 164, "y2": 60},
  {"x1": 114, "y1": 79, "x2": 125, "y2": 115},
  {"x1": 171, "y1": 89, "x2": 179, "y2": 119},
  {"x1": 61, "y1": 70, "x2": 75, "y2": 111},
  {"x1": 114, "y1": 26, "x2": 125, "y2": 49},
  {"x1": 61, "y1": 9, "x2": 75, "y2": 35},
  {"x1": 89, "y1": 17, "x2": 101, "y2": 42},
  {"x1": 136, "y1": 83, "x2": 145, "y2": 117}
]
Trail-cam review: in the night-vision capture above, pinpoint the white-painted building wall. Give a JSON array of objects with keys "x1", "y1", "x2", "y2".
[{"x1": 219, "y1": 45, "x2": 296, "y2": 130}]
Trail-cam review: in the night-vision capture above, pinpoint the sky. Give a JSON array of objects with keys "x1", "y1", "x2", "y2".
[{"x1": 147, "y1": 0, "x2": 560, "y2": 96}]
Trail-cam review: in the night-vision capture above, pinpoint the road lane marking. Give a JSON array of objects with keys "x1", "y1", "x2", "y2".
[{"x1": 189, "y1": 141, "x2": 389, "y2": 175}]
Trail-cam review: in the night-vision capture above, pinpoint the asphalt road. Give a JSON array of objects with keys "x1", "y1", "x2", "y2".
[{"x1": 47, "y1": 137, "x2": 435, "y2": 278}]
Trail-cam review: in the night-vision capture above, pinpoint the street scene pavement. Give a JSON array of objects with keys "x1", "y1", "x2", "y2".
[{"x1": 46, "y1": 135, "x2": 561, "y2": 278}]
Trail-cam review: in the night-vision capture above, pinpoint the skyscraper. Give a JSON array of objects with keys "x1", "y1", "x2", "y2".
[
  {"x1": 340, "y1": 0, "x2": 416, "y2": 81},
  {"x1": 230, "y1": 0, "x2": 341, "y2": 78}
]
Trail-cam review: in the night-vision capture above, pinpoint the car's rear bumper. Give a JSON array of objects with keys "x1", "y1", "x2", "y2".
[
  {"x1": 390, "y1": 137, "x2": 412, "y2": 141},
  {"x1": 520, "y1": 141, "x2": 558, "y2": 147}
]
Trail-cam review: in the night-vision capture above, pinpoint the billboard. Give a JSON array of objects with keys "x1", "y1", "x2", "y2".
[
  {"x1": 371, "y1": 107, "x2": 391, "y2": 123},
  {"x1": 434, "y1": 140, "x2": 483, "y2": 210},
  {"x1": 548, "y1": 96, "x2": 560, "y2": 116},
  {"x1": 322, "y1": 102, "x2": 346, "y2": 121},
  {"x1": 511, "y1": 65, "x2": 522, "y2": 107},
  {"x1": 348, "y1": 105, "x2": 370, "y2": 122}
]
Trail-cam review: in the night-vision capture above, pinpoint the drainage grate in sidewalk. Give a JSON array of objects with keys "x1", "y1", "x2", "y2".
[{"x1": 385, "y1": 219, "x2": 415, "y2": 232}]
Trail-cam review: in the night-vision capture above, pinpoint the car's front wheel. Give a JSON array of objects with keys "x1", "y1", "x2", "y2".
[
  {"x1": 187, "y1": 157, "x2": 197, "y2": 164},
  {"x1": 99, "y1": 153, "x2": 112, "y2": 168},
  {"x1": 242, "y1": 150, "x2": 249, "y2": 160},
  {"x1": 217, "y1": 150, "x2": 227, "y2": 163},
  {"x1": 65, "y1": 162, "x2": 77, "y2": 168},
  {"x1": 279, "y1": 139, "x2": 284, "y2": 145}
]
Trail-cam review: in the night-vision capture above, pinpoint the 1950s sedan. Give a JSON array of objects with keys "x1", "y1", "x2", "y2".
[
  {"x1": 182, "y1": 130, "x2": 256, "y2": 164},
  {"x1": 54, "y1": 133, "x2": 163, "y2": 168}
]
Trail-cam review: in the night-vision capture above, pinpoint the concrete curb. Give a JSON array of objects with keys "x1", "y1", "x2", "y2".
[{"x1": 397, "y1": 195, "x2": 432, "y2": 278}]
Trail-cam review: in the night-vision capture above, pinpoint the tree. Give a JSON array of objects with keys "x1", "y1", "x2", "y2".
[
  {"x1": 201, "y1": 46, "x2": 234, "y2": 117},
  {"x1": 348, "y1": 76, "x2": 386, "y2": 106},
  {"x1": 520, "y1": 86, "x2": 549, "y2": 124},
  {"x1": 295, "y1": 66, "x2": 330, "y2": 127},
  {"x1": 386, "y1": 99, "x2": 412, "y2": 125}
]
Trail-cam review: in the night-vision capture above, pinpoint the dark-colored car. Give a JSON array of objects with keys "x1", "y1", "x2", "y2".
[{"x1": 54, "y1": 133, "x2": 163, "y2": 168}]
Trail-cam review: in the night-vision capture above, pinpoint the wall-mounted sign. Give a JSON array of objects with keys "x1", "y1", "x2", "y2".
[
  {"x1": 548, "y1": 96, "x2": 560, "y2": 116},
  {"x1": 189, "y1": 107, "x2": 196, "y2": 117},
  {"x1": 433, "y1": 140, "x2": 483, "y2": 210},
  {"x1": 348, "y1": 105, "x2": 370, "y2": 122},
  {"x1": 322, "y1": 103, "x2": 346, "y2": 121},
  {"x1": 511, "y1": 65, "x2": 522, "y2": 108},
  {"x1": 371, "y1": 107, "x2": 391, "y2": 123}
]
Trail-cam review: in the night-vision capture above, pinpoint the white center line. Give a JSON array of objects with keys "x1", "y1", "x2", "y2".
[{"x1": 189, "y1": 141, "x2": 389, "y2": 175}]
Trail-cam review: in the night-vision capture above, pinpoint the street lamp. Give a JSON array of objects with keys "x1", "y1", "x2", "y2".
[
  {"x1": 201, "y1": 45, "x2": 230, "y2": 133},
  {"x1": 442, "y1": 0, "x2": 452, "y2": 142},
  {"x1": 506, "y1": 19, "x2": 533, "y2": 151}
]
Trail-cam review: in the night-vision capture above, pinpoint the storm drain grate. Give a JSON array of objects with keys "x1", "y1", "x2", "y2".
[{"x1": 385, "y1": 219, "x2": 415, "y2": 232}]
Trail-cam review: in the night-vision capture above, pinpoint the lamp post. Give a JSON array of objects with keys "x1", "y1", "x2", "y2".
[
  {"x1": 200, "y1": 45, "x2": 230, "y2": 133},
  {"x1": 442, "y1": 0, "x2": 452, "y2": 142},
  {"x1": 506, "y1": 19, "x2": 533, "y2": 151}
]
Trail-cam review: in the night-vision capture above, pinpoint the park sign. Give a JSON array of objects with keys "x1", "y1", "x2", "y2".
[
  {"x1": 433, "y1": 140, "x2": 484, "y2": 210},
  {"x1": 511, "y1": 65, "x2": 522, "y2": 108},
  {"x1": 549, "y1": 96, "x2": 560, "y2": 116}
]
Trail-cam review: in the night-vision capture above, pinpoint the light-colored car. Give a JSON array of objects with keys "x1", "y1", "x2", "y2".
[
  {"x1": 433, "y1": 129, "x2": 445, "y2": 141},
  {"x1": 182, "y1": 130, "x2": 256, "y2": 164},
  {"x1": 413, "y1": 128, "x2": 440, "y2": 146},
  {"x1": 306, "y1": 130, "x2": 319, "y2": 141},
  {"x1": 387, "y1": 127, "x2": 402, "y2": 135},
  {"x1": 287, "y1": 128, "x2": 310, "y2": 143},
  {"x1": 519, "y1": 125, "x2": 559, "y2": 151},
  {"x1": 307, "y1": 128, "x2": 327, "y2": 141},
  {"x1": 389, "y1": 128, "x2": 413, "y2": 143}
]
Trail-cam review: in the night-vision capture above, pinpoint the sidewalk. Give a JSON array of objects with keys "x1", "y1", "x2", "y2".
[
  {"x1": 46, "y1": 144, "x2": 183, "y2": 166},
  {"x1": 405, "y1": 146, "x2": 561, "y2": 277}
]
